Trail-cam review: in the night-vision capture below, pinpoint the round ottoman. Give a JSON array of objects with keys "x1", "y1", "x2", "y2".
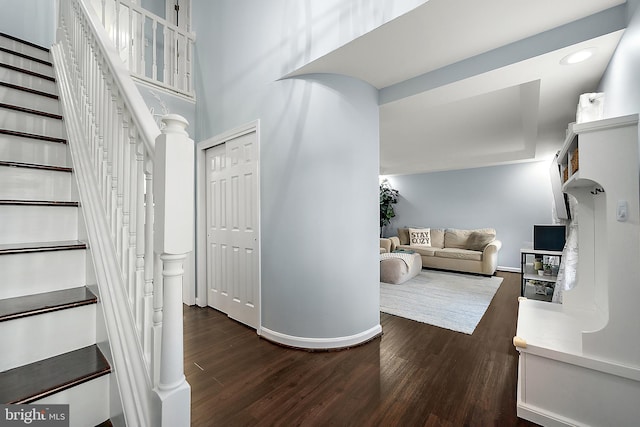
[{"x1": 380, "y1": 252, "x2": 422, "y2": 284}]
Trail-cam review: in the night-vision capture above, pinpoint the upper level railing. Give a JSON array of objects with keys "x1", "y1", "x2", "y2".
[
  {"x1": 53, "y1": 0, "x2": 193, "y2": 425},
  {"x1": 87, "y1": 0, "x2": 195, "y2": 98}
]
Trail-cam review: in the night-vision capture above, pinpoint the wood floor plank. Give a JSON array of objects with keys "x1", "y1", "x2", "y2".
[{"x1": 184, "y1": 271, "x2": 538, "y2": 426}]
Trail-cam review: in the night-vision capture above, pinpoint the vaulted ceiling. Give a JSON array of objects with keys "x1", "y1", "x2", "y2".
[{"x1": 287, "y1": 0, "x2": 627, "y2": 175}]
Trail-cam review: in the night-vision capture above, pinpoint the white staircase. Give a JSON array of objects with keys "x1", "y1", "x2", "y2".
[{"x1": 0, "y1": 32, "x2": 113, "y2": 426}]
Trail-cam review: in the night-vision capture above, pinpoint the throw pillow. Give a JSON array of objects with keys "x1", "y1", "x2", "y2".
[
  {"x1": 398, "y1": 228, "x2": 410, "y2": 245},
  {"x1": 466, "y1": 231, "x2": 495, "y2": 251},
  {"x1": 408, "y1": 228, "x2": 431, "y2": 246}
]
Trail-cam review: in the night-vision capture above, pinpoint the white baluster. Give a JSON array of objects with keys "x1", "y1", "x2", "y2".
[
  {"x1": 104, "y1": 78, "x2": 114, "y2": 224},
  {"x1": 114, "y1": 0, "x2": 120, "y2": 53},
  {"x1": 99, "y1": 64, "x2": 108, "y2": 202},
  {"x1": 144, "y1": 161, "x2": 155, "y2": 366},
  {"x1": 128, "y1": 6, "x2": 134, "y2": 70},
  {"x1": 162, "y1": 26, "x2": 169, "y2": 85},
  {"x1": 127, "y1": 126, "x2": 138, "y2": 316},
  {"x1": 152, "y1": 250, "x2": 163, "y2": 384},
  {"x1": 152, "y1": 20, "x2": 157, "y2": 81},
  {"x1": 110, "y1": 93, "x2": 120, "y2": 238},
  {"x1": 121, "y1": 111, "x2": 131, "y2": 288},
  {"x1": 186, "y1": 38, "x2": 192, "y2": 93},
  {"x1": 139, "y1": 14, "x2": 145, "y2": 78}
]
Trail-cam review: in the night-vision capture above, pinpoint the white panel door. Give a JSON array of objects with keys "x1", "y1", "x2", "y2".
[
  {"x1": 206, "y1": 143, "x2": 228, "y2": 313},
  {"x1": 205, "y1": 132, "x2": 259, "y2": 329}
]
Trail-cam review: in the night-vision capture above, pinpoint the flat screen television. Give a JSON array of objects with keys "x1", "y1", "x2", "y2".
[{"x1": 534, "y1": 224, "x2": 566, "y2": 251}]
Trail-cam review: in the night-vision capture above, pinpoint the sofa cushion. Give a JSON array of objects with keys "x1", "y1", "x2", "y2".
[
  {"x1": 398, "y1": 228, "x2": 410, "y2": 245},
  {"x1": 444, "y1": 228, "x2": 496, "y2": 249},
  {"x1": 444, "y1": 229, "x2": 469, "y2": 249},
  {"x1": 435, "y1": 248, "x2": 483, "y2": 261},
  {"x1": 429, "y1": 228, "x2": 445, "y2": 248},
  {"x1": 466, "y1": 231, "x2": 496, "y2": 251},
  {"x1": 408, "y1": 227, "x2": 431, "y2": 246},
  {"x1": 380, "y1": 238, "x2": 392, "y2": 254},
  {"x1": 397, "y1": 244, "x2": 437, "y2": 257}
]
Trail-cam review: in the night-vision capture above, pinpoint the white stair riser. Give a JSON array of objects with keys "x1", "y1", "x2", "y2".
[
  {"x1": 0, "y1": 108, "x2": 64, "y2": 139},
  {"x1": 0, "y1": 37, "x2": 50, "y2": 62},
  {"x1": 0, "y1": 167, "x2": 72, "y2": 201},
  {"x1": 0, "y1": 303, "x2": 96, "y2": 371},
  {"x1": 0, "y1": 50, "x2": 54, "y2": 78},
  {"x1": 0, "y1": 249, "x2": 86, "y2": 299},
  {"x1": 34, "y1": 374, "x2": 110, "y2": 427},
  {"x1": 0, "y1": 135, "x2": 68, "y2": 167},
  {"x1": 0, "y1": 205, "x2": 78, "y2": 244},
  {"x1": 0, "y1": 85, "x2": 60, "y2": 115},
  {"x1": 0, "y1": 66, "x2": 58, "y2": 95}
]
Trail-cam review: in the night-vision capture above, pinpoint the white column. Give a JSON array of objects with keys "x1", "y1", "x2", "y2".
[{"x1": 153, "y1": 114, "x2": 193, "y2": 427}]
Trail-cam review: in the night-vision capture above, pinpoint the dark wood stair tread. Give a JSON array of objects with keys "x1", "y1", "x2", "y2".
[
  {"x1": 0, "y1": 287, "x2": 97, "y2": 322},
  {"x1": 0, "y1": 240, "x2": 87, "y2": 255},
  {"x1": 0, "y1": 46, "x2": 52, "y2": 66},
  {"x1": 0, "y1": 103, "x2": 62, "y2": 120},
  {"x1": 0, "y1": 32, "x2": 49, "y2": 52},
  {"x1": 0, "y1": 160, "x2": 71, "y2": 172},
  {"x1": 0, "y1": 63, "x2": 55, "y2": 82},
  {"x1": 0, "y1": 200, "x2": 78, "y2": 207},
  {"x1": 0, "y1": 129, "x2": 65, "y2": 143},
  {"x1": 0, "y1": 345, "x2": 110, "y2": 404},
  {"x1": 0, "y1": 81, "x2": 58, "y2": 99}
]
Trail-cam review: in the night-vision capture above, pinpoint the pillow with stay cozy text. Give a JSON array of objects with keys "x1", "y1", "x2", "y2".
[{"x1": 408, "y1": 228, "x2": 431, "y2": 246}]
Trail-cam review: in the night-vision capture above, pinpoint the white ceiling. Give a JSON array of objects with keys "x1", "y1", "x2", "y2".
[{"x1": 287, "y1": 0, "x2": 627, "y2": 175}]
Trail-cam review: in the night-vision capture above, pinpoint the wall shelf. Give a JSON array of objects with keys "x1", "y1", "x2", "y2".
[{"x1": 520, "y1": 249, "x2": 562, "y2": 302}]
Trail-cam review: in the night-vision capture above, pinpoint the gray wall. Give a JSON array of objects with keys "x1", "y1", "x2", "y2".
[
  {"x1": 0, "y1": 0, "x2": 56, "y2": 48},
  {"x1": 141, "y1": 0, "x2": 166, "y2": 19},
  {"x1": 383, "y1": 161, "x2": 555, "y2": 270},
  {"x1": 191, "y1": 0, "x2": 426, "y2": 341}
]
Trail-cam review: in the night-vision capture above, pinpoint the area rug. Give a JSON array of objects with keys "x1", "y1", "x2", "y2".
[{"x1": 380, "y1": 270, "x2": 503, "y2": 334}]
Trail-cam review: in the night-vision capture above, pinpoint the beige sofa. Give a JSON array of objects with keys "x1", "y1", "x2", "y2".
[{"x1": 382, "y1": 227, "x2": 502, "y2": 276}]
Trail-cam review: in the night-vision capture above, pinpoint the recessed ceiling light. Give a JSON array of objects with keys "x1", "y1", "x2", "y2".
[{"x1": 560, "y1": 48, "x2": 596, "y2": 65}]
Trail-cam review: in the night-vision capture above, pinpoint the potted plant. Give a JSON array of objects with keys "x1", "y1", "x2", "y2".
[{"x1": 380, "y1": 179, "x2": 399, "y2": 237}]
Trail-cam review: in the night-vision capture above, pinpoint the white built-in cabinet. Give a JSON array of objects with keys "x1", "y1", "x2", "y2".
[{"x1": 514, "y1": 114, "x2": 640, "y2": 426}]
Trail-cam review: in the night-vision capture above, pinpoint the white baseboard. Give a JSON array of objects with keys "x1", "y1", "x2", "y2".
[
  {"x1": 517, "y1": 403, "x2": 576, "y2": 427},
  {"x1": 259, "y1": 324, "x2": 382, "y2": 350}
]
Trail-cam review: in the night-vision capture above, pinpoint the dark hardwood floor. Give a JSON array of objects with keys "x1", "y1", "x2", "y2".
[{"x1": 184, "y1": 271, "x2": 538, "y2": 426}]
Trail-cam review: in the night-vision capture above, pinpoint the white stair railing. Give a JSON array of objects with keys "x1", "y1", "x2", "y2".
[
  {"x1": 52, "y1": 0, "x2": 193, "y2": 425},
  {"x1": 87, "y1": 0, "x2": 194, "y2": 98}
]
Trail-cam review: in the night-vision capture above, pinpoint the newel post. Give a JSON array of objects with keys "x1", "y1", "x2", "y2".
[{"x1": 153, "y1": 114, "x2": 193, "y2": 427}]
